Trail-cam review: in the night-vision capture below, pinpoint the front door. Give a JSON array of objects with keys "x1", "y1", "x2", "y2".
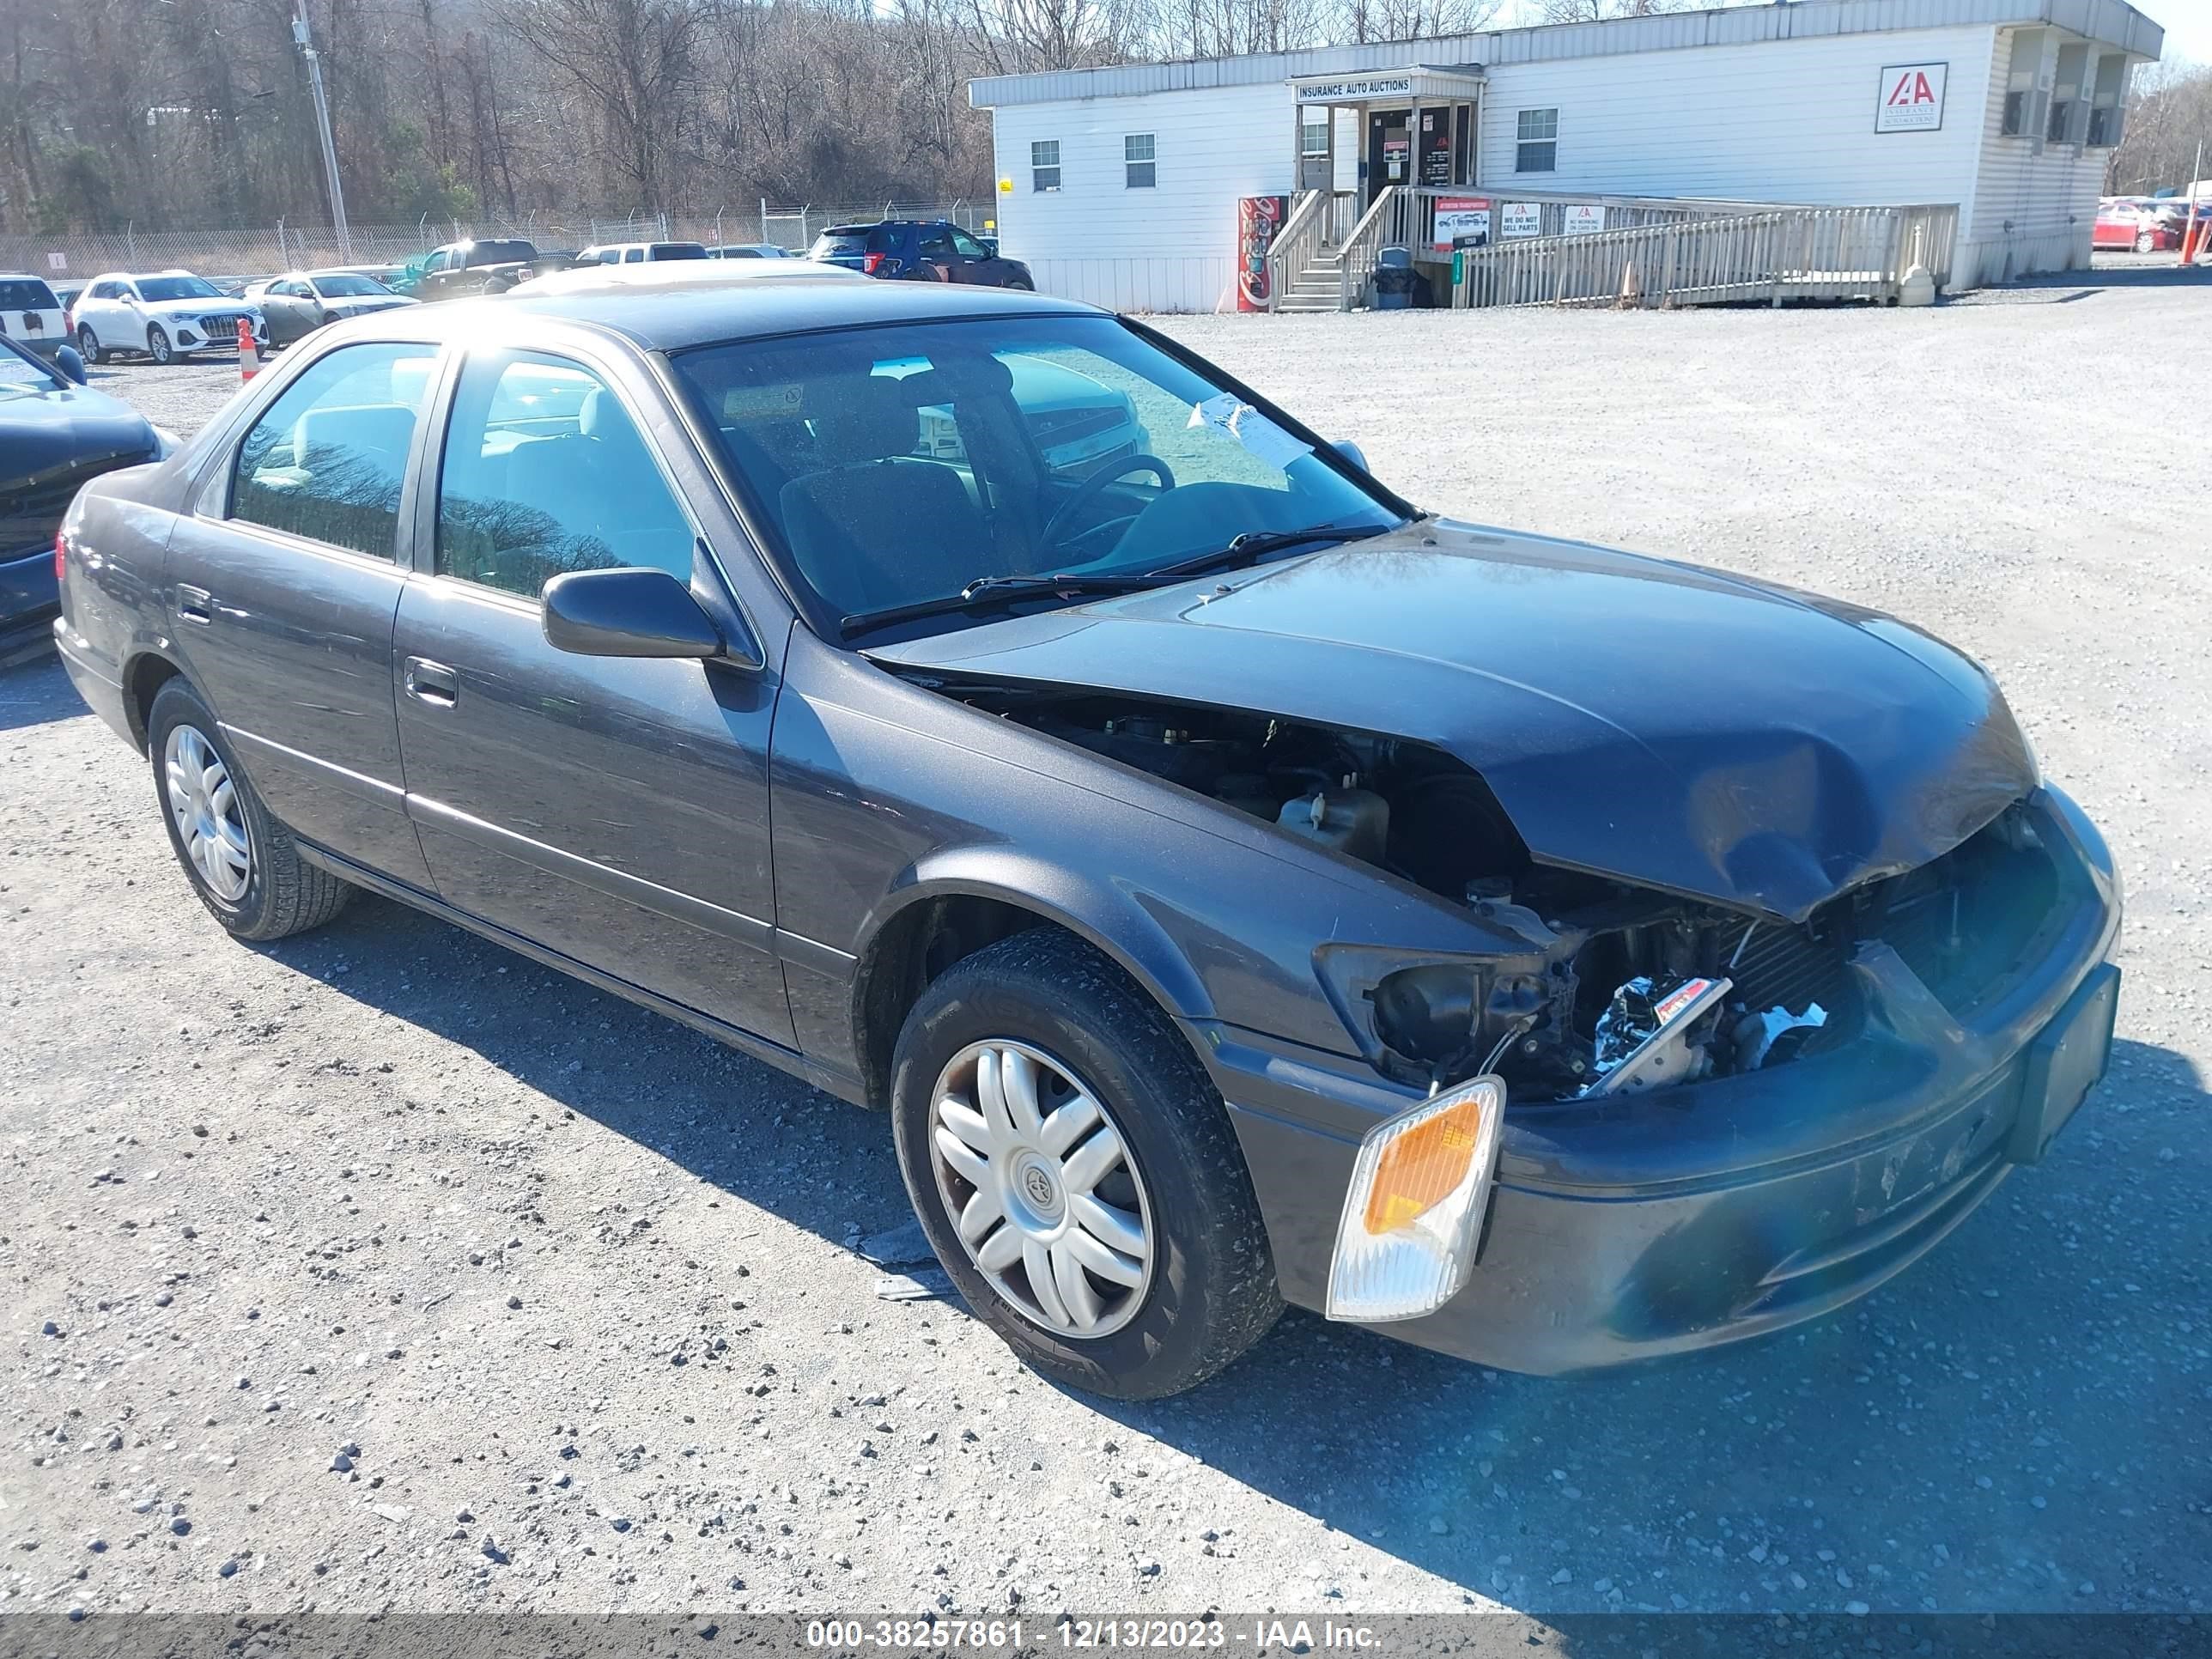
[
  {"x1": 1366, "y1": 108, "x2": 1412, "y2": 203},
  {"x1": 163, "y1": 337, "x2": 443, "y2": 886},
  {"x1": 391, "y1": 343, "x2": 794, "y2": 1047}
]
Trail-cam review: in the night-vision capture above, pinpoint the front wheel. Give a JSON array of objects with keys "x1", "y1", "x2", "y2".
[
  {"x1": 78, "y1": 325, "x2": 106, "y2": 364},
  {"x1": 890, "y1": 929, "x2": 1282, "y2": 1400},
  {"x1": 146, "y1": 678, "x2": 353, "y2": 940},
  {"x1": 147, "y1": 325, "x2": 174, "y2": 366}
]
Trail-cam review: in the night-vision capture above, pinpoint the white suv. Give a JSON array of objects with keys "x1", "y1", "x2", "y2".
[
  {"x1": 574, "y1": 241, "x2": 710, "y2": 265},
  {"x1": 72, "y1": 270, "x2": 266, "y2": 366},
  {"x1": 0, "y1": 273, "x2": 70, "y2": 362}
]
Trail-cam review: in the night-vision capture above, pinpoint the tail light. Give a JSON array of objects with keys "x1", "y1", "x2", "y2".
[
  {"x1": 863, "y1": 252, "x2": 885, "y2": 274},
  {"x1": 54, "y1": 532, "x2": 67, "y2": 582}
]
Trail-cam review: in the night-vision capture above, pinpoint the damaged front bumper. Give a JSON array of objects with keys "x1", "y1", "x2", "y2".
[{"x1": 1203, "y1": 785, "x2": 2122, "y2": 1376}]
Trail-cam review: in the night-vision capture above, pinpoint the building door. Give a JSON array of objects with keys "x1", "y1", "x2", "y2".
[{"x1": 1365, "y1": 108, "x2": 1412, "y2": 202}]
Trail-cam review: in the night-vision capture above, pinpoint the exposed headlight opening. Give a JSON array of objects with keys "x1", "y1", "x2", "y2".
[{"x1": 1327, "y1": 1075, "x2": 1504, "y2": 1323}]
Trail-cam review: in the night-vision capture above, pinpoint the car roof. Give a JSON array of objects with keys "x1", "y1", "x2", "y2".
[{"x1": 493, "y1": 275, "x2": 1094, "y2": 352}]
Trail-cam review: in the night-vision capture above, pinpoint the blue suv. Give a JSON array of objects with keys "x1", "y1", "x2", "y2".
[{"x1": 807, "y1": 221, "x2": 1032, "y2": 289}]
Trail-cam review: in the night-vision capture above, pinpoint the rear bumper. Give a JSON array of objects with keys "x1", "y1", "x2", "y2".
[{"x1": 1207, "y1": 786, "x2": 2123, "y2": 1376}]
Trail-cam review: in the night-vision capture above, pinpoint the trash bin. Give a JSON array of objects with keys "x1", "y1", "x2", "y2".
[{"x1": 1372, "y1": 245, "x2": 1418, "y2": 310}]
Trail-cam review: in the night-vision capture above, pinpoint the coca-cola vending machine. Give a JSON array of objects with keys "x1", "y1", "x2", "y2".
[{"x1": 1237, "y1": 195, "x2": 1289, "y2": 312}]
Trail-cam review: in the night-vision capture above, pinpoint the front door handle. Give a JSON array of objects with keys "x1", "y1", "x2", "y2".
[
  {"x1": 404, "y1": 656, "x2": 459, "y2": 707},
  {"x1": 176, "y1": 584, "x2": 213, "y2": 624}
]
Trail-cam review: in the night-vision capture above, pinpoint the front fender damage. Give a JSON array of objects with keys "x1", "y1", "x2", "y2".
[{"x1": 892, "y1": 672, "x2": 2059, "y2": 1104}]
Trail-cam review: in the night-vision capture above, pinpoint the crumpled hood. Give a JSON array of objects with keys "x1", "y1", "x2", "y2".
[
  {"x1": 869, "y1": 521, "x2": 2038, "y2": 922},
  {"x1": 3, "y1": 380, "x2": 156, "y2": 501}
]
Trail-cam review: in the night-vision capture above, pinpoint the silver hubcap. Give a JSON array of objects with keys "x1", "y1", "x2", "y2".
[
  {"x1": 163, "y1": 724, "x2": 251, "y2": 902},
  {"x1": 928, "y1": 1039, "x2": 1155, "y2": 1340}
]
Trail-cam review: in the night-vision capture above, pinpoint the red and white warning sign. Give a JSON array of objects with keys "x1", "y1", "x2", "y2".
[{"x1": 1875, "y1": 62, "x2": 1947, "y2": 132}]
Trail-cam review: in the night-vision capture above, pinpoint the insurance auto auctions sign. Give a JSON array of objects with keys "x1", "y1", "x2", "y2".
[
  {"x1": 1294, "y1": 75, "x2": 1413, "y2": 103},
  {"x1": 1875, "y1": 62, "x2": 1947, "y2": 131}
]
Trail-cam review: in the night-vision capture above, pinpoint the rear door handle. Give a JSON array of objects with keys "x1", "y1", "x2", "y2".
[
  {"x1": 176, "y1": 584, "x2": 213, "y2": 624},
  {"x1": 404, "y1": 656, "x2": 459, "y2": 707}
]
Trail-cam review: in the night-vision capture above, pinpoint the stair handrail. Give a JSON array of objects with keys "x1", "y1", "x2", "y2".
[
  {"x1": 1335, "y1": 185, "x2": 1400, "y2": 310},
  {"x1": 1264, "y1": 191, "x2": 1327, "y2": 314}
]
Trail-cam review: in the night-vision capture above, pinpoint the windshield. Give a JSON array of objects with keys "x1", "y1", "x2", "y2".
[
  {"x1": 137, "y1": 276, "x2": 222, "y2": 302},
  {"x1": 314, "y1": 273, "x2": 393, "y2": 298},
  {"x1": 469, "y1": 240, "x2": 535, "y2": 265},
  {"x1": 673, "y1": 315, "x2": 1401, "y2": 630},
  {"x1": 0, "y1": 341, "x2": 56, "y2": 389}
]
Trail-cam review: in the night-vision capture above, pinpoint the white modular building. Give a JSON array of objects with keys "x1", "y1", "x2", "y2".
[{"x1": 969, "y1": 0, "x2": 2166, "y2": 312}]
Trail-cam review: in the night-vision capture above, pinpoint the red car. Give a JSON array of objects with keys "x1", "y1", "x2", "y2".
[{"x1": 2094, "y1": 200, "x2": 2181, "y2": 252}]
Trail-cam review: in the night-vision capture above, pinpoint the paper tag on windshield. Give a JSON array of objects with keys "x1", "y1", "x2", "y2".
[{"x1": 1188, "y1": 392, "x2": 1312, "y2": 471}]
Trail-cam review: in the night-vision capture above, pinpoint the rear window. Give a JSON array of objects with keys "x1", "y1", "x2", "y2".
[
  {"x1": 1, "y1": 278, "x2": 59, "y2": 309},
  {"x1": 811, "y1": 227, "x2": 898, "y2": 258},
  {"x1": 649, "y1": 243, "x2": 708, "y2": 260},
  {"x1": 467, "y1": 240, "x2": 536, "y2": 266}
]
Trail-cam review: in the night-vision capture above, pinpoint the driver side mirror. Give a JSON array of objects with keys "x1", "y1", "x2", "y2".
[
  {"x1": 542, "y1": 566, "x2": 756, "y2": 666},
  {"x1": 55, "y1": 344, "x2": 88, "y2": 386},
  {"x1": 1332, "y1": 440, "x2": 1370, "y2": 474}
]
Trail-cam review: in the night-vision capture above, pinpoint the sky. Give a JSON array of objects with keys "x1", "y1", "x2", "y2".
[{"x1": 2155, "y1": 0, "x2": 2212, "y2": 65}]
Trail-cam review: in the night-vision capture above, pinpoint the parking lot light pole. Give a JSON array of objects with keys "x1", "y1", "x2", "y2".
[{"x1": 293, "y1": 3, "x2": 352, "y2": 264}]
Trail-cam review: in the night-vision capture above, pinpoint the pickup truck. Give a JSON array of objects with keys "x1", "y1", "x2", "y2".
[{"x1": 405, "y1": 239, "x2": 564, "y2": 301}]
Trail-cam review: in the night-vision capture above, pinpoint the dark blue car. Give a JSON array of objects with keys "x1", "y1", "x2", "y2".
[
  {"x1": 1, "y1": 334, "x2": 170, "y2": 665},
  {"x1": 807, "y1": 221, "x2": 1032, "y2": 289}
]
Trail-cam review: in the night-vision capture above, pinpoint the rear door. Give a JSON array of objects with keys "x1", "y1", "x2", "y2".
[
  {"x1": 390, "y1": 342, "x2": 793, "y2": 1044},
  {"x1": 161, "y1": 337, "x2": 444, "y2": 885},
  {"x1": 0, "y1": 276, "x2": 64, "y2": 355}
]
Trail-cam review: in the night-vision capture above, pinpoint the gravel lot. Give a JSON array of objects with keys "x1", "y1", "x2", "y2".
[{"x1": 6, "y1": 269, "x2": 2211, "y2": 1623}]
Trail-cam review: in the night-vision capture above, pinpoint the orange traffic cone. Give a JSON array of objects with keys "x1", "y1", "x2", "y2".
[{"x1": 237, "y1": 318, "x2": 261, "y2": 382}]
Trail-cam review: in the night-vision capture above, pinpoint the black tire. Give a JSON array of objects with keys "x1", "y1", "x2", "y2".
[
  {"x1": 78, "y1": 325, "x2": 106, "y2": 365},
  {"x1": 146, "y1": 678, "x2": 352, "y2": 942},
  {"x1": 147, "y1": 325, "x2": 173, "y2": 366},
  {"x1": 890, "y1": 928, "x2": 1282, "y2": 1400},
  {"x1": 1005, "y1": 276, "x2": 1034, "y2": 291}
]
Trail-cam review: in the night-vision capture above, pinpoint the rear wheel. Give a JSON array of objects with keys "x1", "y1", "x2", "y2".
[
  {"x1": 147, "y1": 325, "x2": 174, "y2": 366},
  {"x1": 890, "y1": 929, "x2": 1281, "y2": 1399},
  {"x1": 146, "y1": 679, "x2": 352, "y2": 941}
]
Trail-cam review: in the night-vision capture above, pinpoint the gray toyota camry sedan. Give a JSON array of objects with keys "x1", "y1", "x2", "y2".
[{"x1": 53, "y1": 276, "x2": 2121, "y2": 1400}]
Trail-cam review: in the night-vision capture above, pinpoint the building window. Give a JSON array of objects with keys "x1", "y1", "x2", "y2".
[
  {"x1": 2087, "y1": 52, "x2": 2124, "y2": 148},
  {"x1": 1031, "y1": 139, "x2": 1060, "y2": 192},
  {"x1": 1124, "y1": 133, "x2": 1156, "y2": 189},
  {"x1": 1300, "y1": 115, "x2": 1329, "y2": 156},
  {"x1": 2000, "y1": 28, "x2": 2045, "y2": 138},
  {"x1": 1516, "y1": 107, "x2": 1558, "y2": 173}
]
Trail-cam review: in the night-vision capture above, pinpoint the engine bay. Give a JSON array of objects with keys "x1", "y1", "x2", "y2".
[{"x1": 911, "y1": 679, "x2": 2044, "y2": 1103}]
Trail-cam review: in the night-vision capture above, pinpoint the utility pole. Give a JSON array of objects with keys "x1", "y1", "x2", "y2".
[{"x1": 294, "y1": 1, "x2": 352, "y2": 263}]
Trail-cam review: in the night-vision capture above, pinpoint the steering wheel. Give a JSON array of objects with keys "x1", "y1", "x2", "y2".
[{"x1": 1039, "y1": 454, "x2": 1176, "y2": 552}]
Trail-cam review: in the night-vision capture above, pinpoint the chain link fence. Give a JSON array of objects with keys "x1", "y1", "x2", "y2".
[{"x1": 0, "y1": 202, "x2": 994, "y2": 286}]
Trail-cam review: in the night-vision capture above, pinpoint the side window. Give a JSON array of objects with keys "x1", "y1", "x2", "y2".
[
  {"x1": 229, "y1": 342, "x2": 440, "y2": 557},
  {"x1": 1516, "y1": 107, "x2": 1559, "y2": 173},
  {"x1": 920, "y1": 228, "x2": 957, "y2": 261},
  {"x1": 435, "y1": 349, "x2": 695, "y2": 599},
  {"x1": 624, "y1": 247, "x2": 646, "y2": 264},
  {"x1": 951, "y1": 229, "x2": 990, "y2": 259}
]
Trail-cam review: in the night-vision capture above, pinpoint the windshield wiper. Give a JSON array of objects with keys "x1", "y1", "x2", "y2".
[
  {"x1": 839, "y1": 523, "x2": 1406, "y2": 640},
  {"x1": 1146, "y1": 520, "x2": 1398, "y2": 581},
  {"x1": 838, "y1": 572, "x2": 1172, "y2": 639}
]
